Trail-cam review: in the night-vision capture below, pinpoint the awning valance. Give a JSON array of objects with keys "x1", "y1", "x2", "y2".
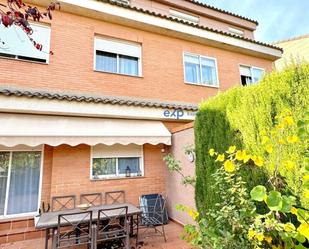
[{"x1": 0, "y1": 113, "x2": 171, "y2": 147}]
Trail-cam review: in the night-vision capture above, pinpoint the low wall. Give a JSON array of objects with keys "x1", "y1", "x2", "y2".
[{"x1": 165, "y1": 124, "x2": 195, "y2": 225}]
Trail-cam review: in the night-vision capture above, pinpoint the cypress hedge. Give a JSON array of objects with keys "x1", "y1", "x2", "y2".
[{"x1": 195, "y1": 64, "x2": 309, "y2": 215}]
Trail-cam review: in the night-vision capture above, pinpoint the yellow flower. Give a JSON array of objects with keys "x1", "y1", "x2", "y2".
[
  {"x1": 278, "y1": 139, "x2": 286, "y2": 145},
  {"x1": 209, "y1": 148, "x2": 215, "y2": 156},
  {"x1": 235, "y1": 150, "x2": 246, "y2": 161},
  {"x1": 224, "y1": 160, "x2": 235, "y2": 173},
  {"x1": 188, "y1": 209, "x2": 199, "y2": 221},
  {"x1": 254, "y1": 156, "x2": 264, "y2": 167},
  {"x1": 276, "y1": 123, "x2": 285, "y2": 130},
  {"x1": 216, "y1": 153, "x2": 225, "y2": 162},
  {"x1": 256, "y1": 233, "x2": 264, "y2": 241},
  {"x1": 303, "y1": 175, "x2": 309, "y2": 181},
  {"x1": 227, "y1": 145, "x2": 236, "y2": 154},
  {"x1": 284, "y1": 116, "x2": 294, "y2": 126},
  {"x1": 284, "y1": 222, "x2": 296, "y2": 232},
  {"x1": 248, "y1": 229, "x2": 255, "y2": 239},
  {"x1": 265, "y1": 236, "x2": 272, "y2": 243},
  {"x1": 287, "y1": 135, "x2": 299, "y2": 143},
  {"x1": 291, "y1": 207, "x2": 298, "y2": 215},
  {"x1": 261, "y1": 136, "x2": 269, "y2": 145},
  {"x1": 243, "y1": 154, "x2": 251, "y2": 163},
  {"x1": 284, "y1": 161, "x2": 295, "y2": 170},
  {"x1": 298, "y1": 223, "x2": 309, "y2": 240},
  {"x1": 265, "y1": 144, "x2": 273, "y2": 154}
]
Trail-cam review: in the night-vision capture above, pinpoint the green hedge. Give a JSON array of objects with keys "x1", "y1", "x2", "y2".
[{"x1": 195, "y1": 64, "x2": 309, "y2": 215}]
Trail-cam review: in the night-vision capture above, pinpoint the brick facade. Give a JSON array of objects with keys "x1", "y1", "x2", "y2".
[
  {"x1": 0, "y1": 5, "x2": 273, "y2": 104},
  {"x1": 0, "y1": 0, "x2": 280, "y2": 244},
  {"x1": 41, "y1": 144, "x2": 167, "y2": 207}
]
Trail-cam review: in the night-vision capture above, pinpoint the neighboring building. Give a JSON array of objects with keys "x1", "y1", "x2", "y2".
[
  {"x1": 275, "y1": 34, "x2": 309, "y2": 70},
  {"x1": 0, "y1": 0, "x2": 281, "y2": 242}
]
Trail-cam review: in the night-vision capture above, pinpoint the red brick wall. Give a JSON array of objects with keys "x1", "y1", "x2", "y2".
[
  {"x1": 43, "y1": 144, "x2": 166, "y2": 206},
  {"x1": 0, "y1": 5, "x2": 273, "y2": 104}
]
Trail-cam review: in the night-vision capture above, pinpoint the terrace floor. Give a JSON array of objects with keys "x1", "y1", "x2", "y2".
[{"x1": 0, "y1": 222, "x2": 194, "y2": 249}]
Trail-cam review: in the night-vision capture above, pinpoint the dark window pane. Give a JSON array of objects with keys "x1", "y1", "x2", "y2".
[
  {"x1": 184, "y1": 55, "x2": 200, "y2": 83},
  {"x1": 118, "y1": 158, "x2": 140, "y2": 174},
  {"x1": 92, "y1": 158, "x2": 116, "y2": 177},
  {"x1": 119, "y1": 55, "x2": 138, "y2": 76},
  {"x1": 95, "y1": 51, "x2": 117, "y2": 73}
]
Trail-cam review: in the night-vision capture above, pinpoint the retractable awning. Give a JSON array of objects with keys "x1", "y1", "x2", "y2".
[{"x1": 0, "y1": 113, "x2": 171, "y2": 147}]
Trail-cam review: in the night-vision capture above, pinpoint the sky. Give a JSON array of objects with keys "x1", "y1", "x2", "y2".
[{"x1": 200, "y1": 0, "x2": 309, "y2": 43}]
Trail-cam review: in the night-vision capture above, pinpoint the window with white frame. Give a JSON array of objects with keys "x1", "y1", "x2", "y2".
[
  {"x1": 228, "y1": 27, "x2": 245, "y2": 37},
  {"x1": 94, "y1": 36, "x2": 142, "y2": 77},
  {"x1": 239, "y1": 65, "x2": 265, "y2": 86},
  {"x1": 91, "y1": 144, "x2": 143, "y2": 179},
  {"x1": 169, "y1": 9, "x2": 199, "y2": 24},
  {"x1": 0, "y1": 146, "x2": 42, "y2": 218},
  {"x1": 184, "y1": 53, "x2": 219, "y2": 87},
  {"x1": 0, "y1": 23, "x2": 51, "y2": 63}
]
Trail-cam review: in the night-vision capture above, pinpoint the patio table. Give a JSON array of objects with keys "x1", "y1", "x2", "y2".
[{"x1": 35, "y1": 203, "x2": 141, "y2": 249}]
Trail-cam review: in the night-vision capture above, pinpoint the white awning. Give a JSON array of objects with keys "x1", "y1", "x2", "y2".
[{"x1": 0, "y1": 113, "x2": 171, "y2": 147}]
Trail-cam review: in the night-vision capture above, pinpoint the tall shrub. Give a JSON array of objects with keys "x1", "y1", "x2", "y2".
[{"x1": 195, "y1": 64, "x2": 309, "y2": 215}]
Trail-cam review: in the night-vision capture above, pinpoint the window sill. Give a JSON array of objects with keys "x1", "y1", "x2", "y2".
[
  {"x1": 93, "y1": 69, "x2": 143, "y2": 78},
  {"x1": 185, "y1": 81, "x2": 219, "y2": 89},
  {"x1": 0, "y1": 55, "x2": 48, "y2": 65},
  {"x1": 0, "y1": 212, "x2": 38, "y2": 221},
  {"x1": 91, "y1": 176, "x2": 145, "y2": 181}
]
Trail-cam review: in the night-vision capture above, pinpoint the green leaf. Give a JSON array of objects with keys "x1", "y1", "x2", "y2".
[
  {"x1": 250, "y1": 185, "x2": 267, "y2": 201},
  {"x1": 295, "y1": 244, "x2": 307, "y2": 249},
  {"x1": 266, "y1": 191, "x2": 283, "y2": 211},
  {"x1": 281, "y1": 195, "x2": 292, "y2": 213},
  {"x1": 294, "y1": 232, "x2": 306, "y2": 243}
]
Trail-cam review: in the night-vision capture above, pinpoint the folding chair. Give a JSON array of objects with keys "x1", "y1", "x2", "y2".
[{"x1": 137, "y1": 194, "x2": 167, "y2": 243}]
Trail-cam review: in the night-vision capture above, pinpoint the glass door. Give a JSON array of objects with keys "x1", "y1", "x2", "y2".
[{"x1": 0, "y1": 151, "x2": 42, "y2": 217}]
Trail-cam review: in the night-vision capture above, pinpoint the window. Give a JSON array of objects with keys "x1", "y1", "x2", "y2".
[
  {"x1": 110, "y1": 0, "x2": 130, "y2": 4},
  {"x1": 169, "y1": 9, "x2": 199, "y2": 24},
  {"x1": 91, "y1": 144, "x2": 143, "y2": 179},
  {"x1": 94, "y1": 37, "x2": 141, "y2": 76},
  {"x1": 239, "y1": 65, "x2": 264, "y2": 86},
  {"x1": 184, "y1": 53, "x2": 219, "y2": 87},
  {"x1": 0, "y1": 23, "x2": 51, "y2": 63},
  {"x1": 228, "y1": 27, "x2": 244, "y2": 37},
  {"x1": 0, "y1": 148, "x2": 42, "y2": 218}
]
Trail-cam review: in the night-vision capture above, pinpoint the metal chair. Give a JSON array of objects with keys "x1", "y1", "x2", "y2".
[
  {"x1": 80, "y1": 193, "x2": 103, "y2": 206},
  {"x1": 53, "y1": 210, "x2": 94, "y2": 249},
  {"x1": 96, "y1": 206, "x2": 129, "y2": 249},
  {"x1": 51, "y1": 195, "x2": 76, "y2": 211},
  {"x1": 105, "y1": 191, "x2": 126, "y2": 205},
  {"x1": 137, "y1": 194, "x2": 167, "y2": 243}
]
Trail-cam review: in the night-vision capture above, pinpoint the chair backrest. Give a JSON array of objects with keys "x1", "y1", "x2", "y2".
[
  {"x1": 80, "y1": 192, "x2": 103, "y2": 206},
  {"x1": 51, "y1": 195, "x2": 76, "y2": 211},
  {"x1": 105, "y1": 191, "x2": 126, "y2": 205},
  {"x1": 56, "y1": 211, "x2": 92, "y2": 248},
  {"x1": 97, "y1": 206, "x2": 128, "y2": 242},
  {"x1": 139, "y1": 194, "x2": 167, "y2": 225}
]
